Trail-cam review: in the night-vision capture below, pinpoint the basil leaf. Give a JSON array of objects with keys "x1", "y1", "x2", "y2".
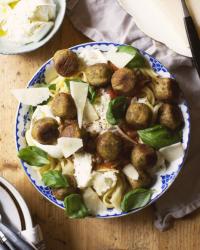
[
  {"x1": 34, "y1": 83, "x2": 48, "y2": 88},
  {"x1": 48, "y1": 84, "x2": 56, "y2": 91},
  {"x1": 34, "y1": 82, "x2": 56, "y2": 91},
  {"x1": 121, "y1": 188, "x2": 152, "y2": 212},
  {"x1": 117, "y1": 45, "x2": 146, "y2": 68},
  {"x1": 29, "y1": 105, "x2": 37, "y2": 115},
  {"x1": 138, "y1": 125, "x2": 182, "y2": 149},
  {"x1": 42, "y1": 170, "x2": 69, "y2": 188},
  {"x1": 64, "y1": 194, "x2": 89, "y2": 219},
  {"x1": 88, "y1": 86, "x2": 97, "y2": 104},
  {"x1": 64, "y1": 79, "x2": 70, "y2": 91},
  {"x1": 18, "y1": 146, "x2": 50, "y2": 166},
  {"x1": 106, "y1": 96, "x2": 128, "y2": 125}
]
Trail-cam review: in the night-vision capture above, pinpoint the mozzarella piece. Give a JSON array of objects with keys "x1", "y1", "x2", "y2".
[
  {"x1": 70, "y1": 81, "x2": 88, "y2": 128},
  {"x1": 12, "y1": 88, "x2": 50, "y2": 106},
  {"x1": 105, "y1": 47, "x2": 134, "y2": 68},
  {"x1": 83, "y1": 99, "x2": 99, "y2": 123},
  {"x1": 83, "y1": 188, "x2": 106, "y2": 215},
  {"x1": 92, "y1": 171, "x2": 118, "y2": 196},
  {"x1": 25, "y1": 129, "x2": 63, "y2": 158},
  {"x1": 159, "y1": 143, "x2": 184, "y2": 162},
  {"x1": 78, "y1": 47, "x2": 107, "y2": 66},
  {"x1": 57, "y1": 137, "x2": 83, "y2": 159},
  {"x1": 1, "y1": 0, "x2": 56, "y2": 45},
  {"x1": 122, "y1": 164, "x2": 139, "y2": 181},
  {"x1": 30, "y1": 4, "x2": 56, "y2": 22},
  {"x1": 73, "y1": 152, "x2": 93, "y2": 189}
]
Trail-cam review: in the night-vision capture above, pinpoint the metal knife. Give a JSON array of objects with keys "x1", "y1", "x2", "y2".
[
  {"x1": 0, "y1": 231, "x2": 16, "y2": 250},
  {"x1": 0, "y1": 216, "x2": 34, "y2": 250},
  {"x1": 181, "y1": 0, "x2": 200, "y2": 78}
]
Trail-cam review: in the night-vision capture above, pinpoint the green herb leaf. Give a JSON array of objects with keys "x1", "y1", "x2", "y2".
[
  {"x1": 48, "y1": 84, "x2": 56, "y2": 91},
  {"x1": 106, "y1": 96, "x2": 128, "y2": 125},
  {"x1": 121, "y1": 188, "x2": 152, "y2": 212},
  {"x1": 34, "y1": 83, "x2": 48, "y2": 88},
  {"x1": 64, "y1": 79, "x2": 70, "y2": 91},
  {"x1": 64, "y1": 194, "x2": 89, "y2": 219},
  {"x1": 88, "y1": 86, "x2": 97, "y2": 104},
  {"x1": 117, "y1": 45, "x2": 146, "y2": 68},
  {"x1": 138, "y1": 125, "x2": 182, "y2": 149},
  {"x1": 42, "y1": 170, "x2": 69, "y2": 188},
  {"x1": 18, "y1": 146, "x2": 50, "y2": 166}
]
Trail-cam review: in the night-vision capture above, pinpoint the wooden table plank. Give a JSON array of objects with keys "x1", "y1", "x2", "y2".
[{"x1": 0, "y1": 17, "x2": 200, "y2": 250}]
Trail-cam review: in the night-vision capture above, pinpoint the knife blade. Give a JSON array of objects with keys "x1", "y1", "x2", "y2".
[{"x1": 181, "y1": 0, "x2": 200, "y2": 78}]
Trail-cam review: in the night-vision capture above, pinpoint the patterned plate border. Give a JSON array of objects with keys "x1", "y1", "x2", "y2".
[{"x1": 15, "y1": 42, "x2": 191, "y2": 218}]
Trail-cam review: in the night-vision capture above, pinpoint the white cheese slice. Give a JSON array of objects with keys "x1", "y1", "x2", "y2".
[
  {"x1": 30, "y1": 4, "x2": 56, "y2": 22},
  {"x1": 70, "y1": 81, "x2": 89, "y2": 128},
  {"x1": 159, "y1": 142, "x2": 184, "y2": 162},
  {"x1": 78, "y1": 47, "x2": 107, "y2": 66},
  {"x1": 12, "y1": 88, "x2": 50, "y2": 106},
  {"x1": 25, "y1": 129, "x2": 63, "y2": 158},
  {"x1": 83, "y1": 187, "x2": 107, "y2": 215},
  {"x1": 57, "y1": 137, "x2": 83, "y2": 159},
  {"x1": 83, "y1": 99, "x2": 99, "y2": 123},
  {"x1": 105, "y1": 47, "x2": 134, "y2": 68},
  {"x1": 73, "y1": 152, "x2": 93, "y2": 189},
  {"x1": 122, "y1": 164, "x2": 139, "y2": 181},
  {"x1": 44, "y1": 62, "x2": 58, "y2": 84},
  {"x1": 92, "y1": 171, "x2": 117, "y2": 196}
]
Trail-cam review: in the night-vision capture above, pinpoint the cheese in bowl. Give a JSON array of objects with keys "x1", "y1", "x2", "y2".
[
  {"x1": 13, "y1": 43, "x2": 190, "y2": 218},
  {"x1": 0, "y1": 0, "x2": 56, "y2": 45}
]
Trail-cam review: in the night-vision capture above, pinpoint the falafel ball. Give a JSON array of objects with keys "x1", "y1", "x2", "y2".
[
  {"x1": 85, "y1": 63, "x2": 113, "y2": 87},
  {"x1": 129, "y1": 171, "x2": 153, "y2": 189},
  {"x1": 97, "y1": 131, "x2": 122, "y2": 161},
  {"x1": 131, "y1": 144, "x2": 157, "y2": 171},
  {"x1": 153, "y1": 78, "x2": 180, "y2": 102},
  {"x1": 51, "y1": 93, "x2": 77, "y2": 119},
  {"x1": 125, "y1": 103, "x2": 152, "y2": 129},
  {"x1": 31, "y1": 117, "x2": 59, "y2": 145},
  {"x1": 60, "y1": 121, "x2": 82, "y2": 138},
  {"x1": 53, "y1": 49, "x2": 79, "y2": 77},
  {"x1": 158, "y1": 103, "x2": 184, "y2": 130},
  {"x1": 111, "y1": 68, "x2": 136, "y2": 96}
]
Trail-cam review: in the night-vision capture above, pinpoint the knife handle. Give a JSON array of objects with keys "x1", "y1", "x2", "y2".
[
  {"x1": 0, "y1": 244, "x2": 9, "y2": 250},
  {"x1": 0, "y1": 223, "x2": 34, "y2": 250},
  {"x1": 184, "y1": 16, "x2": 200, "y2": 77}
]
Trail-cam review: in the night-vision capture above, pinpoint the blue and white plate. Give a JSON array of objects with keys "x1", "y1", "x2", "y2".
[{"x1": 15, "y1": 42, "x2": 190, "y2": 218}]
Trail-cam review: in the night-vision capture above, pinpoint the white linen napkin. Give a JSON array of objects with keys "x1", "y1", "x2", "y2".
[
  {"x1": 20, "y1": 225, "x2": 45, "y2": 250},
  {"x1": 67, "y1": 0, "x2": 200, "y2": 231}
]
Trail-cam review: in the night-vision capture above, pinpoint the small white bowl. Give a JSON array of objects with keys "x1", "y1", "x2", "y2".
[{"x1": 0, "y1": 0, "x2": 66, "y2": 55}]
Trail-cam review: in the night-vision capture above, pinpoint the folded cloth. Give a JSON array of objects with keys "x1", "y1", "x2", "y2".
[
  {"x1": 20, "y1": 225, "x2": 45, "y2": 250},
  {"x1": 67, "y1": 0, "x2": 200, "y2": 231}
]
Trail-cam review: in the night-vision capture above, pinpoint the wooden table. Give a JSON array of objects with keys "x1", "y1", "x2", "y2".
[{"x1": 0, "y1": 17, "x2": 200, "y2": 250}]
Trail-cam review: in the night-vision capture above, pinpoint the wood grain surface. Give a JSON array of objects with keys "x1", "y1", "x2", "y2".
[{"x1": 0, "y1": 17, "x2": 200, "y2": 250}]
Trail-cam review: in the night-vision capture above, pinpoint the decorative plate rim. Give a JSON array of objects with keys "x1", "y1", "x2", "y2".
[{"x1": 15, "y1": 41, "x2": 191, "y2": 218}]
